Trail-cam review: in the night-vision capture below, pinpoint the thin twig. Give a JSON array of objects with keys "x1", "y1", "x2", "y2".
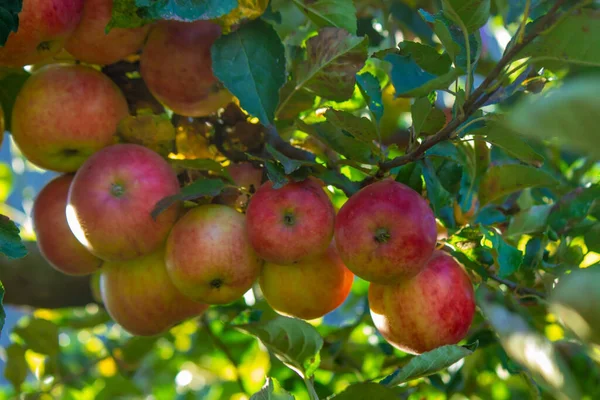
[
  {"x1": 487, "y1": 273, "x2": 546, "y2": 299},
  {"x1": 379, "y1": 0, "x2": 570, "y2": 172}
]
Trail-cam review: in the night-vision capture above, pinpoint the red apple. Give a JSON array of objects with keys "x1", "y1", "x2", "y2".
[
  {"x1": 335, "y1": 179, "x2": 437, "y2": 284},
  {"x1": 11, "y1": 64, "x2": 129, "y2": 172},
  {"x1": 259, "y1": 243, "x2": 354, "y2": 320},
  {"x1": 0, "y1": 0, "x2": 84, "y2": 67},
  {"x1": 64, "y1": 0, "x2": 151, "y2": 65},
  {"x1": 165, "y1": 204, "x2": 262, "y2": 305},
  {"x1": 246, "y1": 177, "x2": 336, "y2": 265},
  {"x1": 216, "y1": 162, "x2": 264, "y2": 208},
  {"x1": 67, "y1": 144, "x2": 180, "y2": 261},
  {"x1": 101, "y1": 248, "x2": 208, "y2": 336},
  {"x1": 32, "y1": 175, "x2": 102, "y2": 276},
  {"x1": 140, "y1": 20, "x2": 233, "y2": 116},
  {"x1": 369, "y1": 251, "x2": 476, "y2": 354}
]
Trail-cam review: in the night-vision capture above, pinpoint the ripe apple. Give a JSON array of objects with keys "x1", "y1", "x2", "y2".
[
  {"x1": 335, "y1": 179, "x2": 437, "y2": 284},
  {"x1": 32, "y1": 175, "x2": 102, "y2": 276},
  {"x1": 215, "y1": 162, "x2": 263, "y2": 208},
  {"x1": 166, "y1": 204, "x2": 262, "y2": 305},
  {"x1": 550, "y1": 267, "x2": 600, "y2": 346},
  {"x1": 67, "y1": 144, "x2": 180, "y2": 261},
  {"x1": 369, "y1": 251, "x2": 476, "y2": 354},
  {"x1": 246, "y1": 177, "x2": 336, "y2": 265},
  {"x1": 259, "y1": 243, "x2": 354, "y2": 320},
  {"x1": 101, "y1": 248, "x2": 208, "y2": 336},
  {"x1": 11, "y1": 64, "x2": 129, "y2": 172},
  {"x1": 64, "y1": 0, "x2": 151, "y2": 65},
  {"x1": 0, "y1": 0, "x2": 84, "y2": 67},
  {"x1": 140, "y1": 20, "x2": 233, "y2": 117}
]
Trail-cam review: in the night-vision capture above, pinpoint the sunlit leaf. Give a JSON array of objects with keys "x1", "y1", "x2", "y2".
[
  {"x1": 479, "y1": 164, "x2": 559, "y2": 205},
  {"x1": 292, "y1": 0, "x2": 357, "y2": 34},
  {"x1": 151, "y1": 178, "x2": 228, "y2": 219},
  {"x1": 250, "y1": 377, "x2": 294, "y2": 400},
  {"x1": 332, "y1": 382, "x2": 399, "y2": 399},
  {"x1": 442, "y1": 0, "x2": 490, "y2": 33},
  {"x1": 480, "y1": 226, "x2": 523, "y2": 277},
  {"x1": 13, "y1": 318, "x2": 59, "y2": 355},
  {"x1": 4, "y1": 343, "x2": 27, "y2": 392}
]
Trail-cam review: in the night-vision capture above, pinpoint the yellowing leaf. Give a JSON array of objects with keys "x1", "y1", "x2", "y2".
[
  {"x1": 117, "y1": 114, "x2": 176, "y2": 157},
  {"x1": 215, "y1": 0, "x2": 269, "y2": 33}
]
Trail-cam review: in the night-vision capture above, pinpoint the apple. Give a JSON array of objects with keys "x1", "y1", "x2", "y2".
[
  {"x1": 215, "y1": 162, "x2": 264, "y2": 208},
  {"x1": 246, "y1": 177, "x2": 336, "y2": 265},
  {"x1": 101, "y1": 248, "x2": 208, "y2": 336},
  {"x1": 166, "y1": 204, "x2": 262, "y2": 305},
  {"x1": 369, "y1": 251, "x2": 476, "y2": 354},
  {"x1": 259, "y1": 243, "x2": 354, "y2": 320},
  {"x1": 0, "y1": 0, "x2": 84, "y2": 67},
  {"x1": 67, "y1": 144, "x2": 180, "y2": 261},
  {"x1": 11, "y1": 64, "x2": 129, "y2": 172},
  {"x1": 64, "y1": 0, "x2": 151, "y2": 65},
  {"x1": 32, "y1": 175, "x2": 102, "y2": 276},
  {"x1": 334, "y1": 179, "x2": 437, "y2": 284},
  {"x1": 140, "y1": 20, "x2": 233, "y2": 117},
  {"x1": 550, "y1": 267, "x2": 600, "y2": 346}
]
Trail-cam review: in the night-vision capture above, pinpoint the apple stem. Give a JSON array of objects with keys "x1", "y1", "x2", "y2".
[{"x1": 374, "y1": 228, "x2": 391, "y2": 244}]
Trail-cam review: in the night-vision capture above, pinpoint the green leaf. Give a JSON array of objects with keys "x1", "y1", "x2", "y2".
[
  {"x1": 235, "y1": 316, "x2": 324, "y2": 378},
  {"x1": 212, "y1": 19, "x2": 286, "y2": 126},
  {"x1": 151, "y1": 178, "x2": 227, "y2": 219},
  {"x1": 472, "y1": 121, "x2": 544, "y2": 167},
  {"x1": 13, "y1": 318, "x2": 59, "y2": 356},
  {"x1": 547, "y1": 185, "x2": 600, "y2": 234},
  {"x1": 4, "y1": 343, "x2": 27, "y2": 392},
  {"x1": 584, "y1": 224, "x2": 600, "y2": 253},
  {"x1": 412, "y1": 97, "x2": 447, "y2": 136},
  {"x1": 265, "y1": 143, "x2": 303, "y2": 175},
  {"x1": 507, "y1": 77, "x2": 600, "y2": 160},
  {"x1": 0, "y1": 214, "x2": 26, "y2": 259},
  {"x1": 107, "y1": 0, "x2": 153, "y2": 31},
  {"x1": 325, "y1": 109, "x2": 377, "y2": 143},
  {"x1": 0, "y1": 280, "x2": 4, "y2": 335},
  {"x1": 0, "y1": 67, "x2": 30, "y2": 130},
  {"x1": 356, "y1": 72, "x2": 383, "y2": 123},
  {"x1": 476, "y1": 285, "x2": 581, "y2": 400},
  {"x1": 0, "y1": 1, "x2": 21, "y2": 46},
  {"x1": 121, "y1": 336, "x2": 160, "y2": 365},
  {"x1": 480, "y1": 227, "x2": 523, "y2": 277},
  {"x1": 506, "y1": 204, "x2": 553, "y2": 237},
  {"x1": 314, "y1": 169, "x2": 360, "y2": 195},
  {"x1": 379, "y1": 45, "x2": 461, "y2": 98},
  {"x1": 296, "y1": 120, "x2": 377, "y2": 164},
  {"x1": 518, "y1": 9, "x2": 600, "y2": 70},
  {"x1": 332, "y1": 382, "x2": 399, "y2": 399},
  {"x1": 135, "y1": 0, "x2": 236, "y2": 21},
  {"x1": 394, "y1": 162, "x2": 423, "y2": 194},
  {"x1": 381, "y1": 345, "x2": 473, "y2": 386},
  {"x1": 277, "y1": 28, "x2": 368, "y2": 116},
  {"x1": 117, "y1": 113, "x2": 176, "y2": 157},
  {"x1": 291, "y1": 0, "x2": 357, "y2": 34},
  {"x1": 478, "y1": 164, "x2": 559, "y2": 205},
  {"x1": 442, "y1": 0, "x2": 490, "y2": 33},
  {"x1": 265, "y1": 160, "x2": 289, "y2": 189},
  {"x1": 421, "y1": 159, "x2": 452, "y2": 215},
  {"x1": 250, "y1": 377, "x2": 294, "y2": 400},
  {"x1": 169, "y1": 158, "x2": 230, "y2": 177}
]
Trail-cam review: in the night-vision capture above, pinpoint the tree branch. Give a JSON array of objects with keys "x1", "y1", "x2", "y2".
[
  {"x1": 265, "y1": 124, "x2": 316, "y2": 162},
  {"x1": 379, "y1": 0, "x2": 569, "y2": 172},
  {"x1": 487, "y1": 273, "x2": 546, "y2": 299},
  {"x1": 0, "y1": 242, "x2": 95, "y2": 309}
]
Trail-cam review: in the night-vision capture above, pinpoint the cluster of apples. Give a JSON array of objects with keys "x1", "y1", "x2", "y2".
[{"x1": 3, "y1": 0, "x2": 476, "y2": 354}]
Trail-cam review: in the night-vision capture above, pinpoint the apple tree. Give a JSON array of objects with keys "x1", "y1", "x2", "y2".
[{"x1": 0, "y1": 0, "x2": 599, "y2": 399}]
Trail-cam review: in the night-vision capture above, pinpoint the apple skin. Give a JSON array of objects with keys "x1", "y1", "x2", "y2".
[
  {"x1": 369, "y1": 251, "x2": 476, "y2": 354},
  {"x1": 216, "y1": 162, "x2": 264, "y2": 208},
  {"x1": 64, "y1": 0, "x2": 151, "y2": 65},
  {"x1": 246, "y1": 177, "x2": 336, "y2": 265},
  {"x1": 166, "y1": 204, "x2": 263, "y2": 305},
  {"x1": 67, "y1": 144, "x2": 180, "y2": 262},
  {"x1": 11, "y1": 64, "x2": 129, "y2": 172},
  {"x1": 0, "y1": 0, "x2": 84, "y2": 67},
  {"x1": 550, "y1": 268, "x2": 600, "y2": 346},
  {"x1": 140, "y1": 20, "x2": 233, "y2": 117},
  {"x1": 101, "y1": 248, "x2": 208, "y2": 336},
  {"x1": 259, "y1": 243, "x2": 354, "y2": 320},
  {"x1": 32, "y1": 175, "x2": 102, "y2": 276},
  {"x1": 334, "y1": 179, "x2": 437, "y2": 284}
]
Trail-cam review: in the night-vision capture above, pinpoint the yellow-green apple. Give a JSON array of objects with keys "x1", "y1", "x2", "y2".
[
  {"x1": 64, "y1": 0, "x2": 151, "y2": 65},
  {"x1": 369, "y1": 251, "x2": 476, "y2": 354},
  {"x1": 259, "y1": 243, "x2": 354, "y2": 320},
  {"x1": 335, "y1": 179, "x2": 437, "y2": 284},
  {"x1": 550, "y1": 267, "x2": 600, "y2": 346},
  {"x1": 246, "y1": 177, "x2": 335, "y2": 265},
  {"x1": 165, "y1": 204, "x2": 262, "y2": 305},
  {"x1": 101, "y1": 248, "x2": 208, "y2": 336},
  {"x1": 11, "y1": 64, "x2": 129, "y2": 172},
  {"x1": 32, "y1": 175, "x2": 102, "y2": 275},
  {"x1": 0, "y1": 0, "x2": 84, "y2": 67},
  {"x1": 140, "y1": 20, "x2": 233, "y2": 116},
  {"x1": 67, "y1": 144, "x2": 180, "y2": 261}
]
